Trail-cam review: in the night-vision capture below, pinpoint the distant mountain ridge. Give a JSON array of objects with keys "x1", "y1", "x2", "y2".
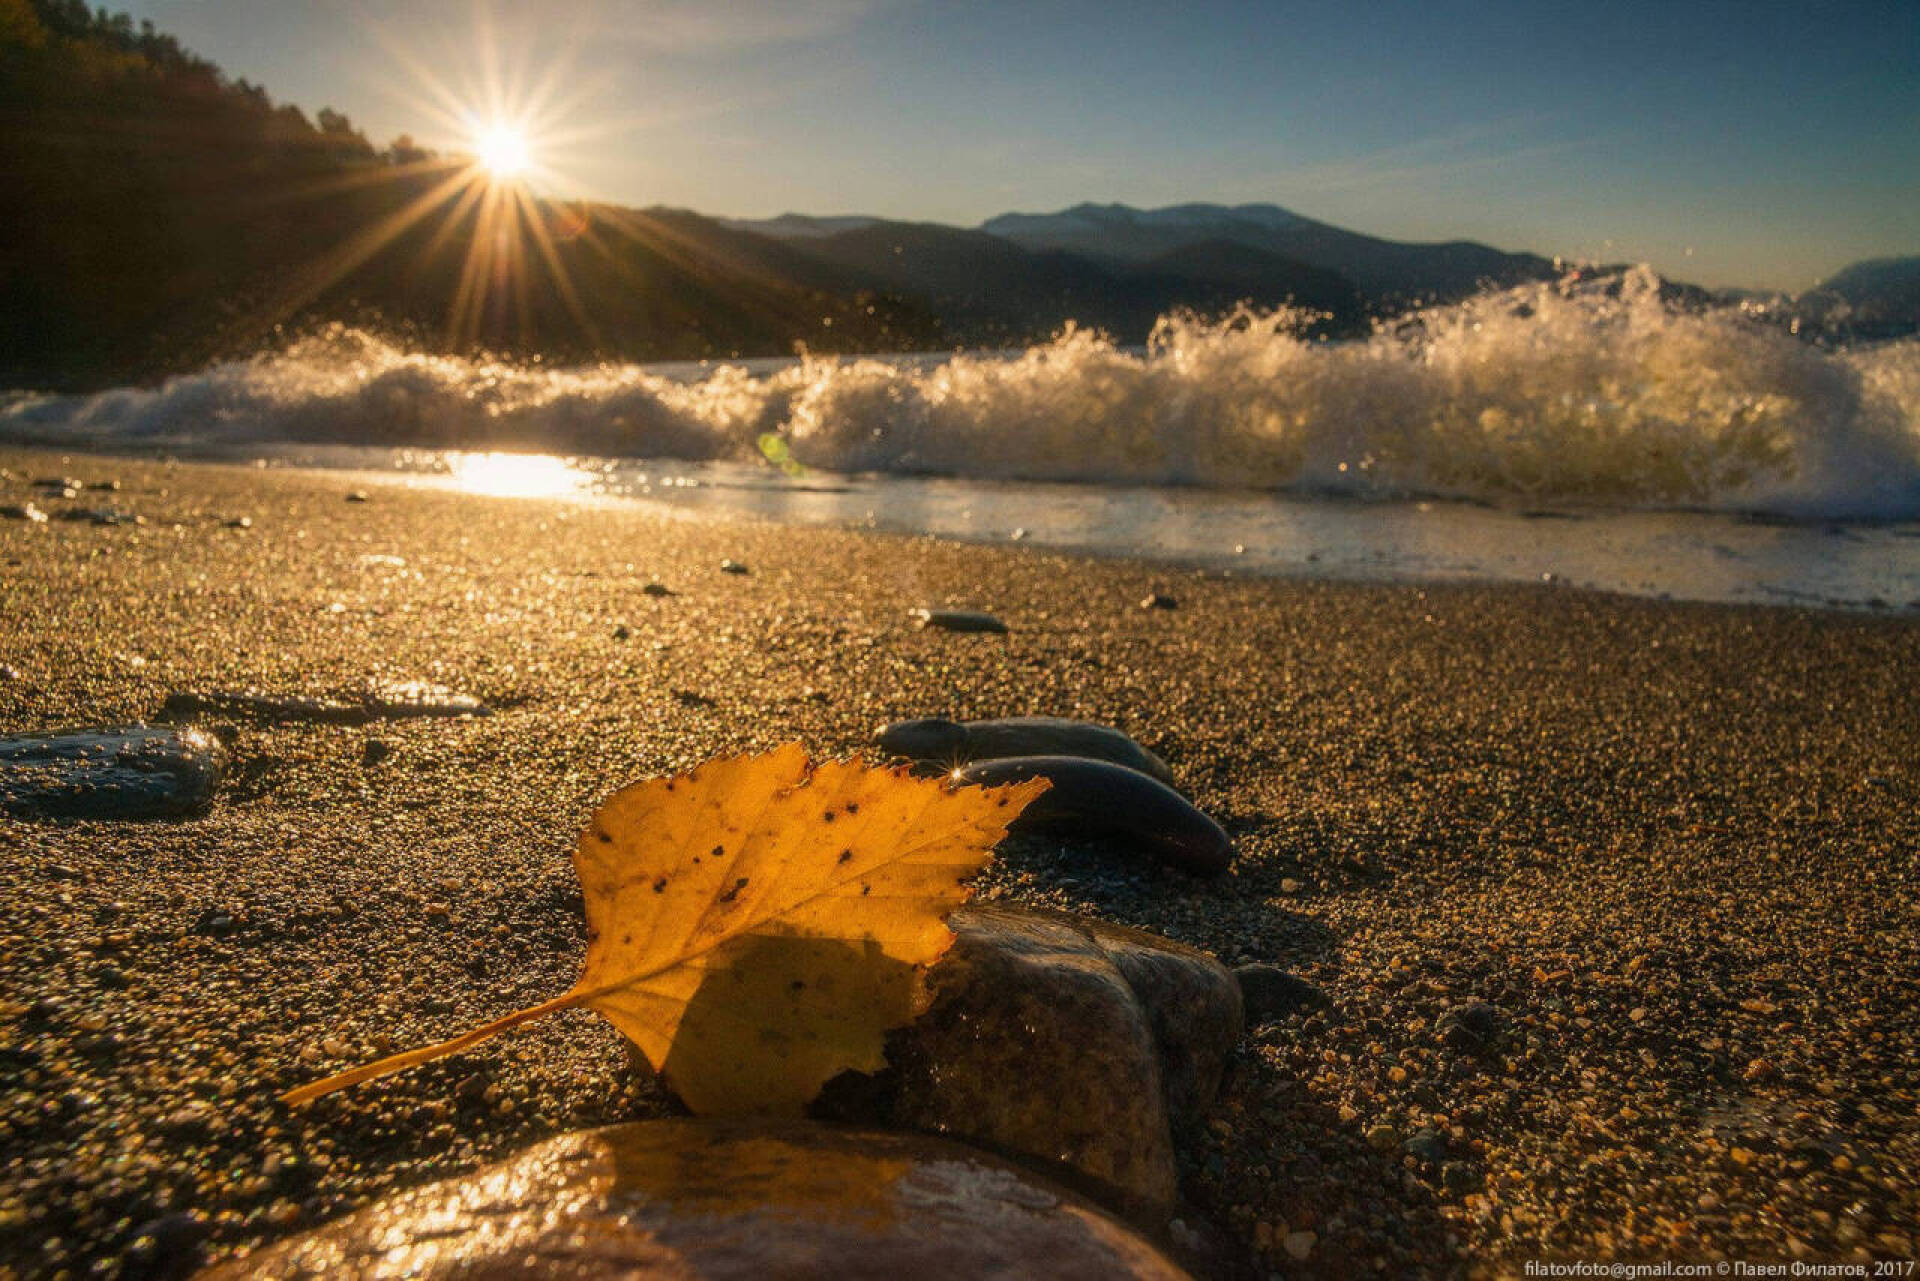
[{"x1": 979, "y1": 200, "x2": 1558, "y2": 303}]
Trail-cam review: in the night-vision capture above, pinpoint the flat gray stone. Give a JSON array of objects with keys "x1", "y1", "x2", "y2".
[
  {"x1": 955, "y1": 757, "x2": 1234, "y2": 875},
  {"x1": 201, "y1": 1120, "x2": 1190, "y2": 1280},
  {"x1": 874, "y1": 716, "x2": 1178, "y2": 789}
]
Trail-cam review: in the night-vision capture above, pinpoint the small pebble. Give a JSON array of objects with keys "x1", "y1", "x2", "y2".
[
  {"x1": 1140, "y1": 592, "x2": 1177, "y2": 610},
  {"x1": 719, "y1": 559, "x2": 749, "y2": 574},
  {"x1": 911, "y1": 608, "x2": 1008, "y2": 634},
  {"x1": 642, "y1": 582, "x2": 674, "y2": 597}
]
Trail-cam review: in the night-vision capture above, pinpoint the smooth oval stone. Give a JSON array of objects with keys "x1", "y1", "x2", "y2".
[
  {"x1": 0, "y1": 726, "x2": 225, "y2": 819},
  {"x1": 910, "y1": 608, "x2": 1008, "y2": 634},
  {"x1": 876, "y1": 716, "x2": 1177, "y2": 788},
  {"x1": 955, "y1": 756, "x2": 1233, "y2": 875},
  {"x1": 864, "y1": 904, "x2": 1242, "y2": 1223},
  {"x1": 201, "y1": 1120, "x2": 1189, "y2": 1280}
]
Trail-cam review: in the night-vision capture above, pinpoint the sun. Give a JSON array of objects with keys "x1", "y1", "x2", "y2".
[{"x1": 474, "y1": 125, "x2": 531, "y2": 179}]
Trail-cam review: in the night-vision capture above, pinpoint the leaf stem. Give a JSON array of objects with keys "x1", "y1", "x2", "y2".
[{"x1": 279, "y1": 989, "x2": 586, "y2": 1106}]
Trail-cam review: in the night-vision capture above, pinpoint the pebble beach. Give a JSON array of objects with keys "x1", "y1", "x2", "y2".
[{"x1": 2, "y1": 446, "x2": 1917, "y2": 1277}]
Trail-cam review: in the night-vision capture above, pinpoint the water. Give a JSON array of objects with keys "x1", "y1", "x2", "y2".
[{"x1": 6, "y1": 268, "x2": 1919, "y2": 611}]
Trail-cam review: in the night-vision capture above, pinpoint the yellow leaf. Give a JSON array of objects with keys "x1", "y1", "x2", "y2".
[{"x1": 282, "y1": 745, "x2": 1048, "y2": 1113}]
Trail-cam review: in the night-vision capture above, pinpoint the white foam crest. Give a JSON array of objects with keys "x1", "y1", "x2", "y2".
[{"x1": 5, "y1": 273, "x2": 1918, "y2": 518}]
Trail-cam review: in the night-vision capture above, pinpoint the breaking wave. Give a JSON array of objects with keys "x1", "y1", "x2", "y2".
[{"x1": 6, "y1": 267, "x2": 1918, "y2": 518}]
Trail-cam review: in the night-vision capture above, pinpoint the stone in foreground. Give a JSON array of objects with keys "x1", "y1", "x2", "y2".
[
  {"x1": 874, "y1": 715, "x2": 1179, "y2": 788},
  {"x1": 873, "y1": 904, "x2": 1243, "y2": 1222},
  {"x1": 200, "y1": 1120, "x2": 1189, "y2": 1280},
  {"x1": 0, "y1": 725, "x2": 225, "y2": 819}
]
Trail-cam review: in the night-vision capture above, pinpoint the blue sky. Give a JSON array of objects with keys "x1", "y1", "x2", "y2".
[{"x1": 114, "y1": 0, "x2": 1918, "y2": 290}]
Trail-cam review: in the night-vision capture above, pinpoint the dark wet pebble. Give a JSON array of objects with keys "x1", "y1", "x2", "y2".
[
  {"x1": 1234, "y1": 963, "x2": 1329, "y2": 1023},
  {"x1": 57, "y1": 507, "x2": 143, "y2": 526},
  {"x1": 1404, "y1": 1130, "x2": 1449, "y2": 1166},
  {"x1": 1140, "y1": 592, "x2": 1178, "y2": 610},
  {"x1": 361, "y1": 739, "x2": 393, "y2": 767},
  {"x1": 0, "y1": 725, "x2": 226, "y2": 820},
  {"x1": 612, "y1": 623, "x2": 632, "y2": 640},
  {"x1": 224, "y1": 517, "x2": 252, "y2": 529},
  {"x1": 642, "y1": 582, "x2": 674, "y2": 597},
  {"x1": 124, "y1": 1212, "x2": 210, "y2": 1280},
  {"x1": 1, "y1": 503, "x2": 48, "y2": 522},
  {"x1": 876, "y1": 716, "x2": 1178, "y2": 788},
  {"x1": 720, "y1": 558, "x2": 750, "y2": 574},
  {"x1": 1437, "y1": 999, "x2": 1503, "y2": 1051},
  {"x1": 345, "y1": 491, "x2": 369, "y2": 503},
  {"x1": 912, "y1": 608, "x2": 1008, "y2": 634},
  {"x1": 955, "y1": 755, "x2": 1234, "y2": 875}
]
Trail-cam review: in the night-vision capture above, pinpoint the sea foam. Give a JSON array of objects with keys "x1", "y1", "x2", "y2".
[{"x1": 6, "y1": 268, "x2": 1917, "y2": 519}]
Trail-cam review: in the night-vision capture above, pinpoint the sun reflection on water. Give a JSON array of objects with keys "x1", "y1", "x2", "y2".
[{"x1": 445, "y1": 451, "x2": 587, "y2": 498}]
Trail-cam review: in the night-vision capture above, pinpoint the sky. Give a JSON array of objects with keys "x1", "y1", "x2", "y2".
[{"x1": 112, "y1": 0, "x2": 1918, "y2": 291}]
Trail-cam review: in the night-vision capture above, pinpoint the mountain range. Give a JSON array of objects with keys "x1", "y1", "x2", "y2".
[{"x1": 1, "y1": 1, "x2": 1912, "y2": 392}]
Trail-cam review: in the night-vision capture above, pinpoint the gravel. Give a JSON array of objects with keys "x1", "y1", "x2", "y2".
[{"x1": 1, "y1": 448, "x2": 1916, "y2": 1277}]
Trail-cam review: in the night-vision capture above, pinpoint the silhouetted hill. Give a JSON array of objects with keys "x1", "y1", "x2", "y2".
[
  {"x1": 0, "y1": 2, "x2": 938, "y2": 389},
  {"x1": 1799, "y1": 257, "x2": 1920, "y2": 338},
  {"x1": 776, "y1": 221, "x2": 1365, "y2": 345},
  {"x1": 1131, "y1": 240, "x2": 1362, "y2": 316},
  {"x1": 982, "y1": 201, "x2": 1556, "y2": 304},
  {"x1": 718, "y1": 213, "x2": 884, "y2": 239}
]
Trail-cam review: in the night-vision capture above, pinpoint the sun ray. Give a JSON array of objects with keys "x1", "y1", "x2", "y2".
[
  {"x1": 219, "y1": 165, "x2": 477, "y2": 352},
  {"x1": 512, "y1": 184, "x2": 601, "y2": 346}
]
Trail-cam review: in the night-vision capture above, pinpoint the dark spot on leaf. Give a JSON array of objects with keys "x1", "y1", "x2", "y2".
[
  {"x1": 718, "y1": 877, "x2": 749, "y2": 904},
  {"x1": 790, "y1": 979, "x2": 806, "y2": 991},
  {"x1": 595, "y1": 830, "x2": 612, "y2": 844},
  {"x1": 823, "y1": 811, "x2": 835, "y2": 823},
  {"x1": 711, "y1": 844, "x2": 724, "y2": 858},
  {"x1": 837, "y1": 849, "x2": 852, "y2": 864},
  {"x1": 847, "y1": 802, "x2": 859, "y2": 814},
  {"x1": 653, "y1": 876, "x2": 668, "y2": 893},
  {"x1": 861, "y1": 883, "x2": 871, "y2": 896}
]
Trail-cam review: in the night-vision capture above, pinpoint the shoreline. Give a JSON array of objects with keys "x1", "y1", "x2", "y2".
[
  {"x1": 8, "y1": 440, "x2": 1919, "y2": 618},
  {"x1": 2, "y1": 446, "x2": 1917, "y2": 1276}
]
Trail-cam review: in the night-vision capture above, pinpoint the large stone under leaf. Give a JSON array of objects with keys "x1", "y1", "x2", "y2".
[
  {"x1": 0, "y1": 725, "x2": 225, "y2": 819},
  {"x1": 200, "y1": 1120, "x2": 1190, "y2": 1280},
  {"x1": 873, "y1": 904, "x2": 1243, "y2": 1222}
]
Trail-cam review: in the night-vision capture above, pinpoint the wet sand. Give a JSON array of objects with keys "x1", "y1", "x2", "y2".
[{"x1": 2, "y1": 447, "x2": 1916, "y2": 1277}]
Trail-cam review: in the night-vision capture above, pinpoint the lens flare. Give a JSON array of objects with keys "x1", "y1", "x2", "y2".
[{"x1": 475, "y1": 126, "x2": 531, "y2": 178}]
